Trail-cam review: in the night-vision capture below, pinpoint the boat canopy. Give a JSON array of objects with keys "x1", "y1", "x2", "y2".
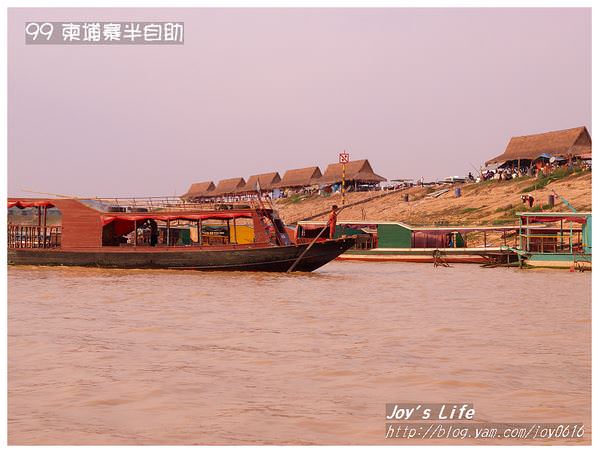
[
  {"x1": 518, "y1": 213, "x2": 590, "y2": 224},
  {"x1": 522, "y1": 216, "x2": 588, "y2": 224},
  {"x1": 101, "y1": 212, "x2": 254, "y2": 225},
  {"x1": 8, "y1": 200, "x2": 55, "y2": 209}
]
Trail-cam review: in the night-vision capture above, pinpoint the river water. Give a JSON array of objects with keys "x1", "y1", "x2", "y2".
[{"x1": 8, "y1": 262, "x2": 591, "y2": 445}]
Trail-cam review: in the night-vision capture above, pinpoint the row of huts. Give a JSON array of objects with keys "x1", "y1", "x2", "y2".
[{"x1": 181, "y1": 159, "x2": 386, "y2": 202}]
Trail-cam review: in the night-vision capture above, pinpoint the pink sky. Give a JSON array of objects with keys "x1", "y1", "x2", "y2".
[{"x1": 8, "y1": 8, "x2": 591, "y2": 197}]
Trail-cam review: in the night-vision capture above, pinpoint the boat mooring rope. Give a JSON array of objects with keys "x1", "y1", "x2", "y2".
[{"x1": 432, "y1": 249, "x2": 451, "y2": 268}]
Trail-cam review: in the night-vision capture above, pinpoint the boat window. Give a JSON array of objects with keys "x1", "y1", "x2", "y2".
[{"x1": 101, "y1": 216, "x2": 255, "y2": 247}]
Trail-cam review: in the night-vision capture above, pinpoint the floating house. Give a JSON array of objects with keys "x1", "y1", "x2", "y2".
[
  {"x1": 486, "y1": 126, "x2": 592, "y2": 168},
  {"x1": 319, "y1": 159, "x2": 386, "y2": 191},
  {"x1": 295, "y1": 220, "x2": 519, "y2": 264},
  {"x1": 511, "y1": 211, "x2": 592, "y2": 269}
]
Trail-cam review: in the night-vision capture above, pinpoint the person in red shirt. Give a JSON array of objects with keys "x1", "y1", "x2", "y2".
[
  {"x1": 327, "y1": 205, "x2": 339, "y2": 239},
  {"x1": 520, "y1": 194, "x2": 534, "y2": 208}
]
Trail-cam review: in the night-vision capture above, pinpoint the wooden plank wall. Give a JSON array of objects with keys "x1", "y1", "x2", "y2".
[{"x1": 52, "y1": 200, "x2": 103, "y2": 248}]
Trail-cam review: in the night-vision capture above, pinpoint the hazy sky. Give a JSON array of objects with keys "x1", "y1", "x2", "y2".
[{"x1": 8, "y1": 8, "x2": 591, "y2": 197}]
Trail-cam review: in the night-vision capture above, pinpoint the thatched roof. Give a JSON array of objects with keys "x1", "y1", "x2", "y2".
[
  {"x1": 486, "y1": 126, "x2": 592, "y2": 165},
  {"x1": 243, "y1": 172, "x2": 282, "y2": 192},
  {"x1": 214, "y1": 177, "x2": 246, "y2": 195},
  {"x1": 181, "y1": 181, "x2": 215, "y2": 200},
  {"x1": 277, "y1": 166, "x2": 322, "y2": 188},
  {"x1": 320, "y1": 159, "x2": 386, "y2": 184}
]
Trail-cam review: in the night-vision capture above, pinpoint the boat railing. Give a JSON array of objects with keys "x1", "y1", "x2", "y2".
[
  {"x1": 8, "y1": 224, "x2": 61, "y2": 248},
  {"x1": 88, "y1": 195, "x2": 269, "y2": 212},
  {"x1": 518, "y1": 231, "x2": 582, "y2": 254}
]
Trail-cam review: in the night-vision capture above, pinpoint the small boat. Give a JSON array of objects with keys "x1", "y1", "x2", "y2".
[
  {"x1": 294, "y1": 220, "x2": 519, "y2": 264},
  {"x1": 7, "y1": 197, "x2": 355, "y2": 272},
  {"x1": 509, "y1": 211, "x2": 592, "y2": 270}
]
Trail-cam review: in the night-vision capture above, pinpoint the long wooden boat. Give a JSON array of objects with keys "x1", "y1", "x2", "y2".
[
  {"x1": 293, "y1": 220, "x2": 519, "y2": 264},
  {"x1": 7, "y1": 198, "x2": 355, "y2": 272}
]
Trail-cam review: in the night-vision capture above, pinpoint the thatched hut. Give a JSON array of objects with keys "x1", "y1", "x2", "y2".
[
  {"x1": 180, "y1": 181, "x2": 216, "y2": 201},
  {"x1": 319, "y1": 159, "x2": 386, "y2": 190},
  {"x1": 486, "y1": 126, "x2": 592, "y2": 166},
  {"x1": 213, "y1": 177, "x2": 247, "y2": 196},
  {"x1": 242, "y1": 172, "x2": 282, "y2": 193},
  {"x1": 276, "y1": 166, "x2": 322, "y2": 190}
]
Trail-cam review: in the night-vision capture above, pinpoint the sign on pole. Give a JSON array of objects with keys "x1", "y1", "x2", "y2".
[{"x1": 339, "y1": 151, "x2": 350, "y2": 205}]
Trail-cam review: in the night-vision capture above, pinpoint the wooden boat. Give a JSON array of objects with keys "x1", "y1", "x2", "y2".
[
  {"x1": 509, "y1": 211, "x2": 592, "y2": 270},
  {"x1": 7, "y1": 198, "x2": 355, "y2": 272},
  {"x1": 293, "y1": 220, "x2": 519, "y2": 264}
]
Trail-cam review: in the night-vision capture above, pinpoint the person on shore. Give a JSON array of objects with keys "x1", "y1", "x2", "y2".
[
  {"x1": 327, "y1": 205, "x2": 339, "y2": 239},
  {"x1": 521, "y1": 194, "x2": 534, "y2": 208}
]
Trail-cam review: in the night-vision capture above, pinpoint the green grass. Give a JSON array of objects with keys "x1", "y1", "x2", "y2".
[
  {"x1": 461, "y1": 207, "x2": 481, "y2": 214},
  {"x1": 476, "y1": 179, "x2": 499, "y2": 187},
  {"x1": 494, "y1": 203, "x2": 513, "y2": 213},
  {"x1": 520, "y1": 167, "x2": 575, "y2": 193}
]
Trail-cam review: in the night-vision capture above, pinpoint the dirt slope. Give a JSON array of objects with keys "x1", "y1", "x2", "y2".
[{"x1": 275, "y1": 171, "x2": 592, "y2": 226}]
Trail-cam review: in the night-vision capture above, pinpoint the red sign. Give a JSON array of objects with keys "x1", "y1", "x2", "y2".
[{"x1": 339, "y1": 151, "x2": 350, "y2": 164}]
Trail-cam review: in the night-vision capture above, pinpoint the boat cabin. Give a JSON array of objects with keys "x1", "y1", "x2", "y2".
[{"x1": 8, "y1": 197, "x2": 292, "y2": 250}]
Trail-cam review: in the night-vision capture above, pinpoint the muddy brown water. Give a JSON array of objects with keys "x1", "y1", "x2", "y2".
[{"x1": 8, "y1": 262, "x2": 591, "y2": 445}]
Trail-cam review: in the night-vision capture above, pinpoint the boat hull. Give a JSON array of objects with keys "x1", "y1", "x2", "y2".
[
  {"x1": 522, "y1": 253, "x2": 592, "y2": 270},
  {"x1": 7, "y1": 237, "x2": 355, "y2": 272},
  {"x1": 337, "y1": 247, "x2": 516, "y2": 264}
]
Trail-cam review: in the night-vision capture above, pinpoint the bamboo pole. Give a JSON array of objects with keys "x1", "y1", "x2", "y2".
[
  {"x1": 287, "y1": 205, "x2": 346, "y2": 273},
  {"x1": 286, "y1": 225, "x2": 329, "y2": 273},
  {"x1": 342, "y1": 163, "x2": 346, "y2": 206}
]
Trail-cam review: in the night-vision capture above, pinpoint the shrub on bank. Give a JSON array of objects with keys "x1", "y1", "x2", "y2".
[{"x1": 520, "y1": 167, "x2": 578, "y2": 193}]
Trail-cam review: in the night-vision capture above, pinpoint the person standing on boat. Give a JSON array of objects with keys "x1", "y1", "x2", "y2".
[
  {"x1": 327, "y1": 205, "x2": 339, "y2": 239},
  {"x1": 149, "y1": 219, "x2": 159, "y2": 246}
]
